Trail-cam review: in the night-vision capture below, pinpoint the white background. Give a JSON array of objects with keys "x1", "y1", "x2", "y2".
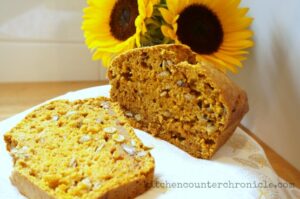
[
  {"x1": 0, "y1": 0, "x2": 299, "y2": 170},
  {"x1": 233, "y1": 0, "x2": 300, "y2": 170},
  {"x1": 0, "y1": 1, "x2": 106, "y2": 82}
]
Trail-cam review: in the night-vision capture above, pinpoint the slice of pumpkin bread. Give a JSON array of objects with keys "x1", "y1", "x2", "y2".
[
  {"x1": 4, "y1": 97, "x2": 154, "y2": 199},
  {"x1": 108, "y1": 44, "x2": 249, "y2": 159}
]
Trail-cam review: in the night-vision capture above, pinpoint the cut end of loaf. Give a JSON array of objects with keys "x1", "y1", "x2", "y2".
[{"x1": 109, "y1": 44, "x2": 248, "y2": 159}]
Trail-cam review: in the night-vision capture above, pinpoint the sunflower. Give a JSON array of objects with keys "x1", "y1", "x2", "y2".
[
  {"x1": 159, "y1": 0, "x2": 253, "y2": 73},
  {"x1": 82, "y1": 0, "x2": 158, "y2": 66}
]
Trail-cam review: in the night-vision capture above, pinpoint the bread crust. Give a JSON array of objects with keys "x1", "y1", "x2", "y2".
[
  {"x1": 11, "y1": 171, "x2": 55, "y2": 199},
  {"x1": 11, "y1": 169, "x2": 154, "y2": 199},
  {"x1": 99, "y1": 168, "x2": 154, "y2": 199},
  {"x1": 184, "y1": 62, "x2": 249, "y2": 156}
]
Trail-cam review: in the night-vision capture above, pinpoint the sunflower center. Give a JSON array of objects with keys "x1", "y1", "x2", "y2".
[
  {"x1": 176, "y1": 4, "x2": 224, "y2": 54},
  {"x1": 110, "y1": 0, "x2": 139, "y2": 41}
]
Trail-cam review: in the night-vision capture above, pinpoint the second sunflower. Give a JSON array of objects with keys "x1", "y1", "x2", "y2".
[{"x1": 159, "y1": 0, "x2": 254, "y2": 73}]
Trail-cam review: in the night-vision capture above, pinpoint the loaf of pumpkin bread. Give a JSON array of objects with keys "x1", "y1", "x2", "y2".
[
  {"x1": 108, "y1": 44, "x2": 248, "y2": 159},
  {"x1": 4, "y1": 97, "x2": 154, "y2": 199}
]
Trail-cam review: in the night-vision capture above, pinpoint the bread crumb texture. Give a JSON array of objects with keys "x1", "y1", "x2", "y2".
[
  {"x1": 109, "y1": 44, "x2": 249, "y2": 159},
  {"x1": 4, "y1": 97, "x2": 154, "y2": 199}
]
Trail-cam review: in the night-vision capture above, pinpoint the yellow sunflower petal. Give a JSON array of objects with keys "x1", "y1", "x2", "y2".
[
  {"x1": 201, "y1": 55, "x2": 233, "y2": 73},
  {"x1": 166, "y1": 0, "x2": 182, "y2": 14},
  {"x1": 161, "y1": 25, "x2": 170, "y2": 37},
  {"x1": 97, "y1": 38, "x2": 135, "y2": 53},
  {"x1": 159, "y1": 8, "x2": 174, "y2": 24},
  {"x1": 161, "y1": 25, "x2": 177, "y2": 40},
  {"x1": 135, "y1": 24, "x2": 143, "y2": 47},
  {"x1": 225, "y1": 17, "x2": 253, "y2": 32},
  {"x1": 101, "y1": 54, "x2": 114, "y2": 66},
  {"x1": 214, "y1": 52, "x2": 242, "y2": 67},
  {"x1": 236, "y1": 8, "x2": 250, "y2": 17},
  {"x1": 87, "y1": 0, "x2": 114, "y2": 10},
  {"x1": 138, "y1": 0, "x2": 147, "y2": 18},
  {"x1": 172, "y1": 15, "x2": 179, "y2": 32},
  {"x1": 135, "y1": 15, "x2": 146, "y2": 34},
  {"x1": 235, "y1": 56, "x2": 247, "y2": 61},
  {"x1": 152, "y1": 0, "x2": 160, "y2": 4},
  {"x1": 93, "y1": 50, "x2": 114, "y2": 67},
  {"x1": 224, "y1": 30, "x2": 253, "y2": 41},
  {"x1": 146, "y1": 1, "x2": 154, "y2": 17},
  {"x1": 218, "y1": 50, "x2": 249, "y2": 56},
  {"x1": 88, "y1": 38, "x2": 120, "y2": 48},
  {"x1": 92, "y1": 51, "x2": 105, "y2": 60},
  {"x1": 223, "y1": 40, "x2": 254, "y2": 48}
]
